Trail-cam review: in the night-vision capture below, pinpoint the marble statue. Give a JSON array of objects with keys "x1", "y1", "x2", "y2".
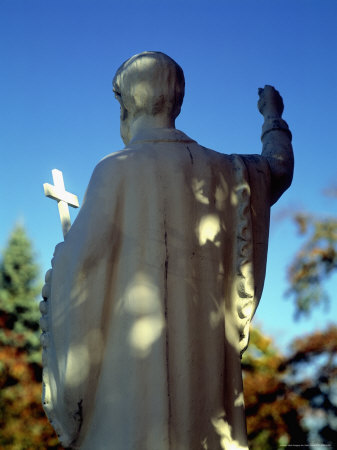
[{"x1": 40, "y1": 51, "x2": 293, "y2": 449}]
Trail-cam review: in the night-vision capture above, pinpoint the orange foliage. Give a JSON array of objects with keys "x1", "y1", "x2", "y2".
[{"x1": 0, "y1": 346, "x2": 63, "y2": 449}]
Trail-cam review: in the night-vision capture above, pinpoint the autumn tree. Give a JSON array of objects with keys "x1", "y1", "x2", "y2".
[
  {"x1": 282, "y1": 326, "x2": 337, "y2": 446},
  {"x1": 243, "y1": 324, "x2": 337, "y2": 448},
  {"x1": 244, "y1": 197, "x2": 337, "y2": 448},
  {"x1": 288, "y1": 211, "x2": 337, "y2": 317},
  {"x1": 285, "y1": 203, "x2": 337, "y2": 444},
  {"x1": 243, "y1": 327, "x2": 308, "y2": 449}
]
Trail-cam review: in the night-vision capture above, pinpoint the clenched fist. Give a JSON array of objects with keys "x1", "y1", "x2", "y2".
[{"x1": 258, "y1": 85, "x2": 284, "y2": 118}]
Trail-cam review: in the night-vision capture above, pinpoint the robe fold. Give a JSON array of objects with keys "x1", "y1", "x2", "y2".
[{"x1": 41, "y1": 129, "x2": 271, "y2": 449}]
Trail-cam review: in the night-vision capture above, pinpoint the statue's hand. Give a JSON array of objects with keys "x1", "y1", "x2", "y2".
[
  {"x1": 41, "y1": 269, "x2": 52, "y2": 301},
  {"x1": 39, "y1": 242, "x2": 64, "y2": 344},
  {"x1": 39, "y1": 269, "x2": 52, "y2": 344},
  {"x1": 258, "y1": 85, "x2": 284, "y2": 118}
]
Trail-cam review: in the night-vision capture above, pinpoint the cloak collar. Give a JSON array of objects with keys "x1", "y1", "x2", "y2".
[{"x1": 128, "y1": 128, "x2": 196, "y2": 145}]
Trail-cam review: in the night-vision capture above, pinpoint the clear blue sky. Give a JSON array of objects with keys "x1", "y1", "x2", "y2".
[{"x1": 1, "y1": 0, "x2": 336, "y2": 352}]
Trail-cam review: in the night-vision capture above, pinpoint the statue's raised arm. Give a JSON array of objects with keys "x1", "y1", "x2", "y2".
[{"x1": 258, "y1": 85, "x2": 294, "y2": 205}]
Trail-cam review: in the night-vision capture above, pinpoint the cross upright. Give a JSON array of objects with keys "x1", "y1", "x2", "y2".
[{"x1": 43, "y1": 169, "x2": 79, "y2": 238}]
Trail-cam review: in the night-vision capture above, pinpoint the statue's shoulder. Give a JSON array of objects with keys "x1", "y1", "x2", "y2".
[
  {"x1": 94, "y1": 148, "x2": 135, "y2": 172},
  {"x1": 99, "y1": 148, "x2": 136, "y2": 165},
  {"x1": 194, "y1": 143, "x2": 237, "y2": 163},
  {"x1": 88, "y1": 147, "x2": 146, "y2": 190}
]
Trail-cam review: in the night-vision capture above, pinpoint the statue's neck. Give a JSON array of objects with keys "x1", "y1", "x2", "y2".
[{"x1": 129, "y1": 114, "x2": 176, "y2": 140}]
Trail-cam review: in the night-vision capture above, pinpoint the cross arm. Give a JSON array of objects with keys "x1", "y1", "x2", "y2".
[{"x1": 43, "y1": 183, "x2": 79, "y2": 208}]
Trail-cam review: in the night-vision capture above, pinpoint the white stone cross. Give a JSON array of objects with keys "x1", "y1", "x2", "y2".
[{"x1": 43, "y1": 169, "x2": 79, "y2": 238}]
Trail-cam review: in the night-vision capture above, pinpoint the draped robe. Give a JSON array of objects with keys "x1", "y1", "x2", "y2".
[{"x1": 41, "y1": 128, "x2": 271, "y2": 449}]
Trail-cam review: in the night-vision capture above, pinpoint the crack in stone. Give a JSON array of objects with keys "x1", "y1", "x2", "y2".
[
  {"x1": 186, "y1": 145, "x2": 194, "y2": 164},
  {"x1": 163, "y1": 219, "x2": 171, "y2": 446},
  {"x1": 75, "y1": 399, "x2": 83, "y2": 433}
]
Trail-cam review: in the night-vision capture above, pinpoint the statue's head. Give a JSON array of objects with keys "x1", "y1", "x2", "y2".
[{"x1": 113, "y1": 51, "x2": 185, "y2": 144}]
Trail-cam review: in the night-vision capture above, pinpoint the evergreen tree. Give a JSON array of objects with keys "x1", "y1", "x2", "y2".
[
  {"x1": 0, "y1": 224, "x2": 41, "y2": 362},
  {"x1": 0, "y1": 224, "x2": 62, "y2": 449}
]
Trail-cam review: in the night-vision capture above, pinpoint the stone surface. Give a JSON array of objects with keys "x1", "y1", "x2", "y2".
[{"x1": 40, "y1": 52, "x2": 293, "y2": 449}]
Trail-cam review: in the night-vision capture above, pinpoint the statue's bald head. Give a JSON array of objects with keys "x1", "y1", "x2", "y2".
[{"x1": 113, "y1": 52, "x2": 185, "y2": 121}]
